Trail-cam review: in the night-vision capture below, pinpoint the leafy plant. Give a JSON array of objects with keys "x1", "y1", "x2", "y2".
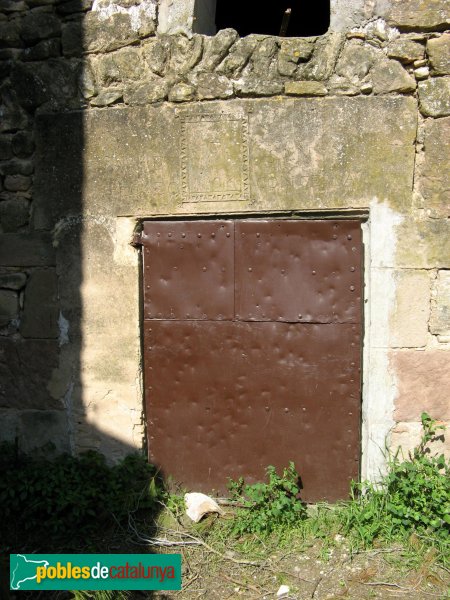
[
  {"x1": 0, "y1": 444, "x2": 164, "y2": 545},
  {"x1": 343, "y1": 412, "x2": 450, "y2": 546},
  {"x1": 227, "y1": 462, "x2": 307, "y2": 536},
  {"x1": 71, "y1": 591, "x2": 131, "y2": 600}
]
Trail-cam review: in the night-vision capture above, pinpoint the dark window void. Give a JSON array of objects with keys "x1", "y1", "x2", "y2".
[{"x1": 214, "y1": 0, "x2": 330, "y2": 37}]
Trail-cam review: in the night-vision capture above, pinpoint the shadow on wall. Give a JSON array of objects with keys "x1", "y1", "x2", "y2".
[
  {"x1": 0, "y1": 0, "x2": 165, "y2": 596},
  {"x1": 0, "y1": 0, "x2": 146, "y2": 467}
]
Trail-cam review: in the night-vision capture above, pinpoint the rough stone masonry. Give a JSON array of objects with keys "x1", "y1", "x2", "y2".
[{"x1": 0, "y1": 0, "x2": 449, "y2": 482}]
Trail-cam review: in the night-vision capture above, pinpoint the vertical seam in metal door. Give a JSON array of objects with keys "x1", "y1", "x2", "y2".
[{"x1": 233, "y1": 221, "x2": 236, "y2": 320}]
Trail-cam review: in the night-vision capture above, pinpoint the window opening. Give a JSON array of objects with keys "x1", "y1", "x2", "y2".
[{"x1": 195, "y1": 0, "x2": 330, "y2": 37}]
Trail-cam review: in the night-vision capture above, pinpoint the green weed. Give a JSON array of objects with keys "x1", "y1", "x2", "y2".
[
  {"x1": 342, "y1": 413, "x2": 449, "y2": 549},
  {"x1": 71, "y1": 591, "x2": 131, "y2": 600},
  {"x1": 0, "y1": 445, "x2": 164, "y2": 543},
  {"x1": 227, "y1": 462, "x2": 307, "y2": 536},
  {"x1": 222, "y1": 413, "x2": 449, "y2": 566}
]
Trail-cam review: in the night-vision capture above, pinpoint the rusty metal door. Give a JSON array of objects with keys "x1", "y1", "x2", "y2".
[{"x1": 142, "y1": 219, "x2": 362, "y2": 502}]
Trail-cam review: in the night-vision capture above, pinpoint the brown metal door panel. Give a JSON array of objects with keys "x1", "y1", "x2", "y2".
[
  {"x1": 142, "y1": 220, "x2": 234, "y2": 320},
  {"x1": 144, "y1": 320, "x2": 361, "y2": 502},
  {"x1": 235, "y1": 220, "x2": 362, "y2": 323}
]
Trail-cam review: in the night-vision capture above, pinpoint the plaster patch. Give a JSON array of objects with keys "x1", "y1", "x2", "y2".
[
  {"x1": 369, "y1": 200, "x2": 403, "y2": 268},
  {"x1": 330, "y1": 0, "x2": 366, "y2": 31},
  {"x1": 58, "y1": 311, "x2": 70, "y2": 347},
  {"x1": 114, "y1": 217, "x2": 139, "y2": 266},
  {"x1": 92, "y1": 0, "x2": 157, "y2": 31},
  {"x1": 365, "y1": 18, "x2": 399, "y2": 41},
  {"x1": 349, "y1": 18, "x2": 399, "y2": 40},
  {"x1": 370, "y1": 268, "x2": 396, "y2": 348},
  {"x1": 361, "y1": 201, "x2": 402, "y2": 482},
  {"x1": 362, "y1": 349, "x2": 397, "y2": 479},
  {"x1": 157, "y1": 0, "x2": 194, "y2": 36}
]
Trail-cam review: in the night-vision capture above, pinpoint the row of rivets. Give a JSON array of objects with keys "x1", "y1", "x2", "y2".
[{"x1": 151, "y1": 231, "x2": 229, "y2": 238}]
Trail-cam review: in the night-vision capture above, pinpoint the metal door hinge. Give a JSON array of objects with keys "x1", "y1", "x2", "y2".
[{"x1": 131, "y1": 231, "x2": 143, "y2": 248}]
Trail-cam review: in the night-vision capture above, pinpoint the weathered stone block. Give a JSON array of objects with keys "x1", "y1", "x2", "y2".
[
  {"x1": 336, "y1": 40, "x2": 377, "y2": 82},
  {"x1": 0, "y1": 271, "x2": 26, "y2": 290},
  {"x1": 10, "y1": 60, "x2": 78, "y2": 110},
  {"x1": 0, "y1": 410, "x2": 18, "y2": 444},
  {"x1": 285, "y1": 81, "x2": 328, "y2": 96},
  {"x1": 19, "y1": 410, "x2": 70, "y2": 454},
  {"x1": 34, "y1": 111, "x2": 83, "y2": 230},
  {"x1": 20, "y1": 269, "x2": 59, "y2": 339},
  {"x1": 427, "y1": 34, "x2": 450, "y2": 75},
  {"x1": 111, "y1": 47, "x2": 144, "y2": 80},
  {"x1": 0, "y1": 22, "x2": 22, "y2": 48},
  {"x1": 0, "y1": 289, "x2": 18, "y2": 326},
  {"x1": 123, "y1": 79, "x2": 169, "y2": 105},
  {"x1": 328, "y1": 75, "x2": 359, "y2": 96},
  {"x1": 168, "y1": 82, "x2": 195, "y2": 102},
  {"x1": 419, "y1": 116, "x2": 450, "y2": 217},
  {"x1": 387, "y1": 38, "x2": 425, "y2": 63},
  {"x1": 12, "y1": 131, "x2": 34, "y2": 158},
  {"x1": 0, "y1": 233, "x2": 55, "y2": 266},
  {"x1": 0, "y1": 197, "x2": 30, "y2": 232},
  {"x1": 142, "y1": 37, "x2": 169, "y2": 76},
  {"x1": 0, "y1": 338, "x2": 61, "y2": 409},
  {"x1": 430, "y1": 270, "x2": 450, "y2": 339},
  {"x1": 195, "y1": 73, "x2": 233, "y2": 100},
  {"x1": 0, "y1": 158, "x2": 33, "y2": 177},
  {"x1": 61, "y1": 21, "x2": 82, "y2": 58},
  {"x1": 198, "y1": 28, "x2": 237, "y2": 72},
  {"x1": 4, "y1": 174, "x2": 31, "y2": 192},
  {"x1": 90, "y1": 89, "x2": 123, "y2": 107},
  {"x1": 391, "y1": 420, "x2": 450, "y2": 459},
  {"x1": 0, "y1": 90, "x2": 29, "y2": 133},
  {"x1": 22, "y1": 38, "x2": 61, "y2": 62},
  {"x1": 79, "y1": 58, "x2": 96, "y2": 100},
  {"x1": 391, "y1": 350, "x2": 450, "y2": 421},
  {"x1": 298, "y1": 33, "x2": 345, "y2": 81},
  {"x1": 0, "y1": 61, "x2": 12, "y2": 83},
  {"x1": 0, "y1": 0, "x2": 27, "y2": 12},
  {"x1": 0, "y1": 135, "x2": 12, "y2": 160},
  {"x1": 395, "y1": 217, "x2": 450, "y2": 269},
  {"x1": 57, "y1": 0, "x2": 93, "y2": 14},
  {"x1": 169, "y1": 34, "x2": 203, "y2": 76},
  {"x1": 414, "y1": 66, "x2": 430, "y2": 80},
  {"x1": 234, "y1": 77, "x2": 283, "y2": 96},
  {"x1": 418, "y1": 77, "x2": 450, "y2": 117},
  {"x1": 279, "y1": 38, "x2": 315, "y2": 64},
  {"x1": 95, "y1": 49, "x2": 142, "y2": 85},
  {"x1": 277, "y1": 57, "x2": 297, "y2": 77},
  {"x1": 20, "y1": 12, "x2": 61, "y2": 44},
  {"x1": 250, "y1": 37, "x2": 278, "y2": 78},
  {"x1": 371, "y1": 59, "x2": 416, "y2": 94},
  {"x1": 278, "y1": 37, "x2": 313, "y2": 76},
  {"x1": 27, "y1": 0, "x2": 57, "y2": 6},
  {"x1": 83, "y1": 12, "x2": 141, "y2": 54},
  {"x1": 35, "y1": 96, "x2": 417, "y2": 219},
  {"x1": 216, "y1": 37, "x2": 257, "y2": 77},
  {"x1": 384, "y1": 0, "x2": 450, "y2": 31},
  {"x1": 390, "y1": 270, "x2": 430, "y2": 347}
]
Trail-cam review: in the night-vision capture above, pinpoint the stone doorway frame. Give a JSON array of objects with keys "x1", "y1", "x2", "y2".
[{"x1": 129, "y1": 203, "x2": 397, "y2": 487}]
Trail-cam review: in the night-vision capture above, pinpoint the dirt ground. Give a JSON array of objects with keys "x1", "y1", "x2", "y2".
[
  {"x1": 143, "y1": 508, "x2": 450, "y2": 600},
  {"x1": 5, "y1": 509, "x2": 450, "y2": 600},
  {"x1": 153, "y1": 539, "x2": 450, "y2": 600}
]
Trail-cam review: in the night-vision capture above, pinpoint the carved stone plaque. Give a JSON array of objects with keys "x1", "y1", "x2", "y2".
[{"x1": 180, "y1": 113, "x2": 249, "y2": 203}]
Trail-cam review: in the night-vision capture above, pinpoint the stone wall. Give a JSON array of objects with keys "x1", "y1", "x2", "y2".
[{"x1": 0, "y1": 0, "x2": 449, "y2": 477}]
